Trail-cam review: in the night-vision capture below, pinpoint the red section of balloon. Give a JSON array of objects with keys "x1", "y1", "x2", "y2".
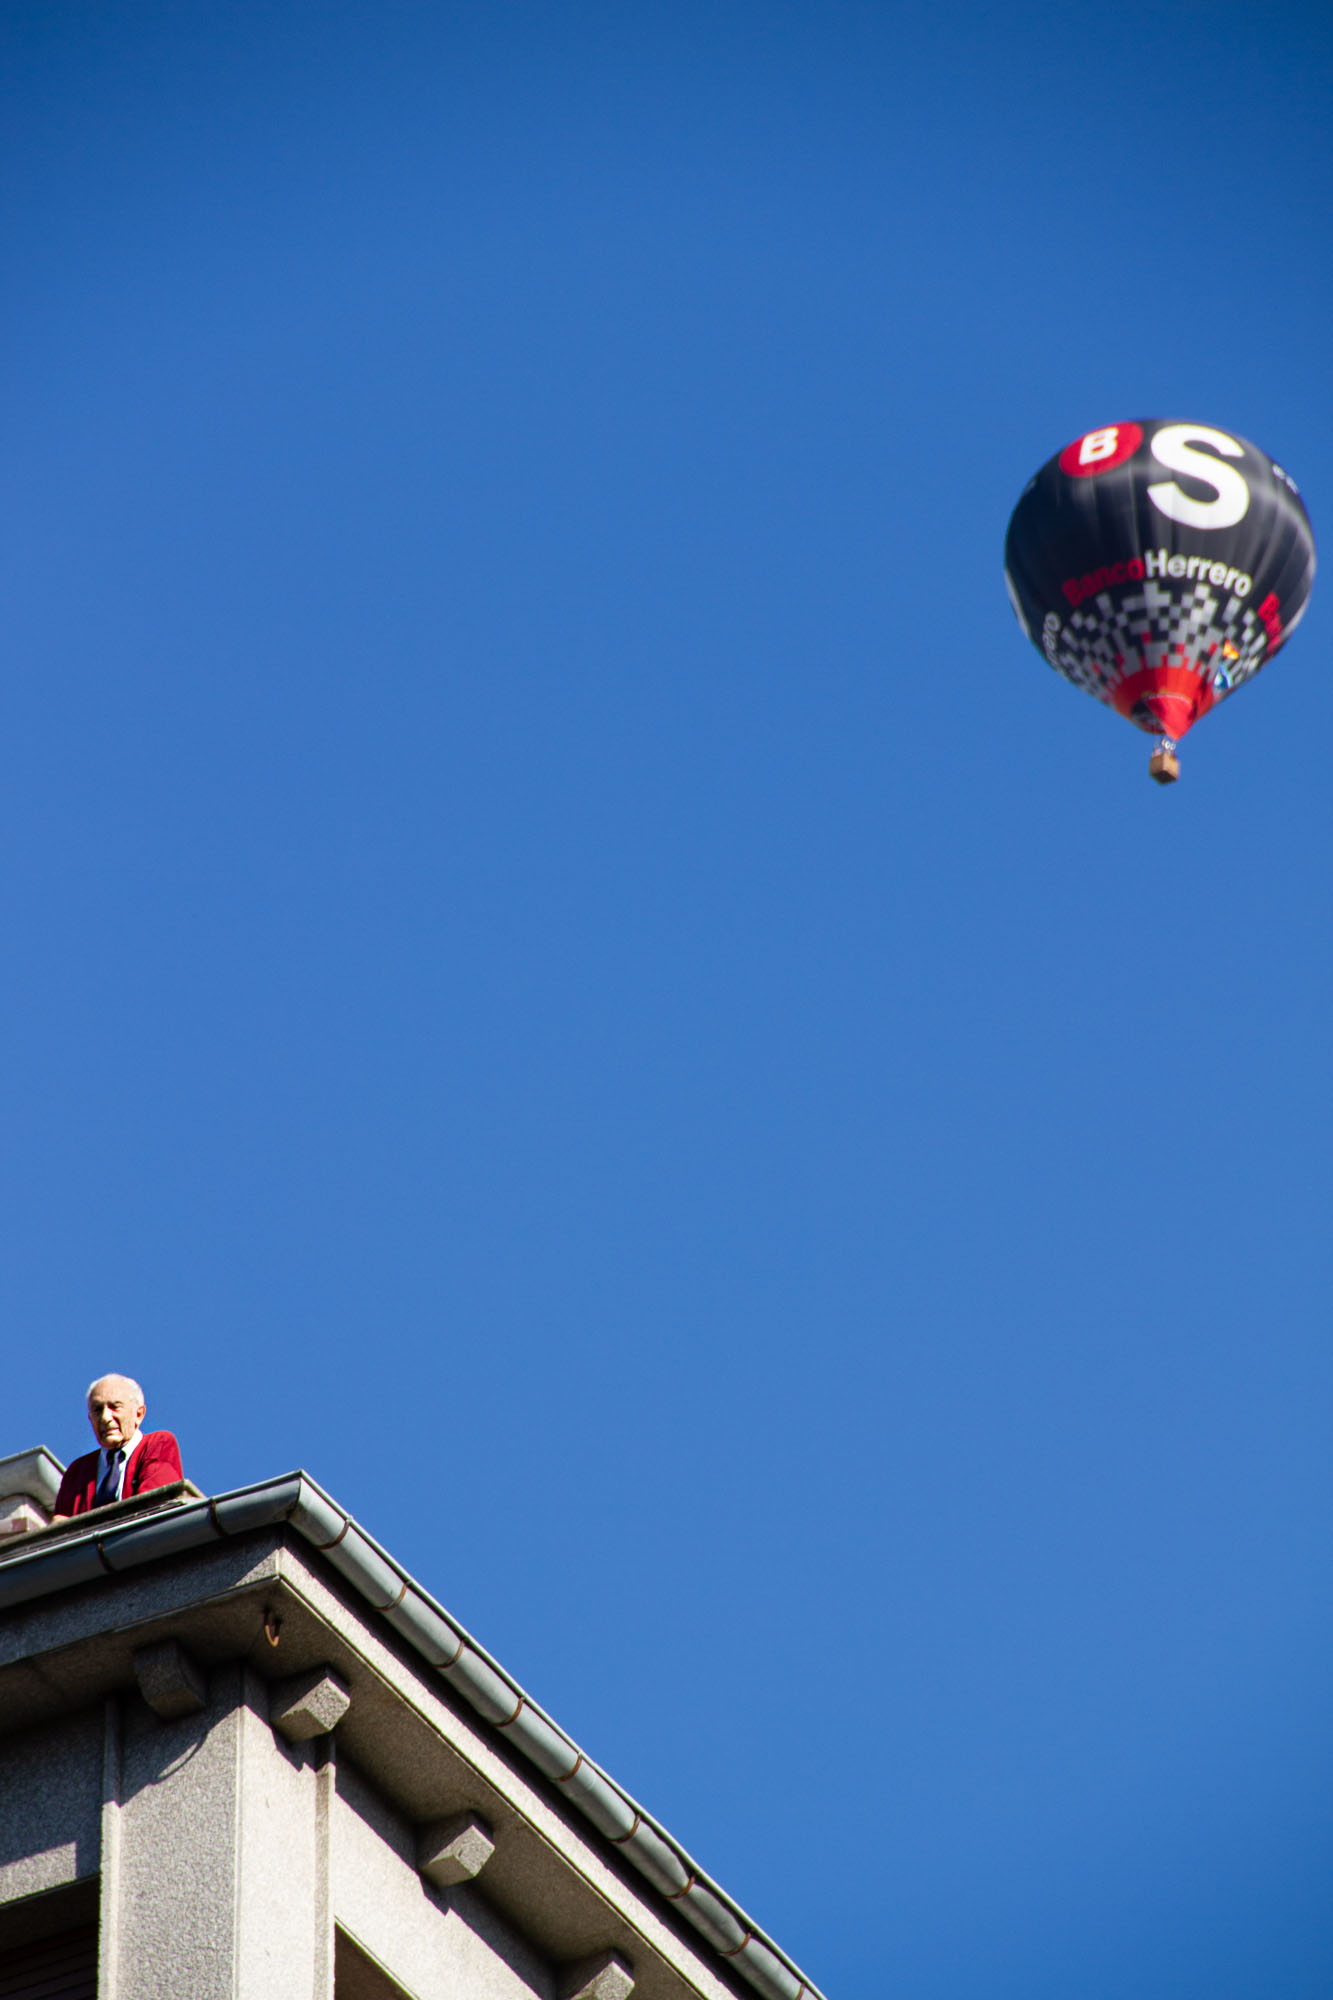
[{"x1": 1058, "y1": 424, "x2": 1143, "y2": 478}]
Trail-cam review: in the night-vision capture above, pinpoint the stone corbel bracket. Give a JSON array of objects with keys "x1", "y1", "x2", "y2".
[
  {"x1": 417, "y1": 1810, "x2": 496, "y2": 1887},
  {"x1": 270, "y1": 1665, "x2": 352, "y2": 1742},
  {"x1": 560, "y1": 1950, "x2": 636, "y2": 2000},
  {"x1": 132, "y1": 1638, "x2": 208, "y2": 1720}
]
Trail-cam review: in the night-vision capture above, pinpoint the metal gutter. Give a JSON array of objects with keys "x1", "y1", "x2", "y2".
[{"x1": 0, "y1": 1472, "x2": 825, "y2": 2000}]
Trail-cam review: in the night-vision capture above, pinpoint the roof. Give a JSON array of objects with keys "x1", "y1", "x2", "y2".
[
  {"x1": 0, "y1": 1446, "x2": 62, "y2": 1508},
  {"x1": 0, "y1": 1466, "x2": 825, "y2": 2000}
]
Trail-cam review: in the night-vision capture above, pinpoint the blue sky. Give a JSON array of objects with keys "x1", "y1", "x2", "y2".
[{"x1": 4, "y1": 3, "x2": 1332, "y2": 1995}]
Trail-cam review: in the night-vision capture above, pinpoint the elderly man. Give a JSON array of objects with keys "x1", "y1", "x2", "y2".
[{"x1": 52, "y1": 1375, "x2": 184, "y2": 1518}]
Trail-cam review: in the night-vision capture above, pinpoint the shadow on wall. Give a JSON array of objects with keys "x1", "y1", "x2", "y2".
[{"x1": 337, "y1": 1927, "x2": 414, "y2": 2000}]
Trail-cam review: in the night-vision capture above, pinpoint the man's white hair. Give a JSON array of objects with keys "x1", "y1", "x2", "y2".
[{"x1": 86, "y1": 1374, "x2": 144, "y2": 1406}]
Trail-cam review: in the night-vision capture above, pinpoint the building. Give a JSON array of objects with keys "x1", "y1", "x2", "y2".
[{"x1": 0, "y1": 1447, "x2": 825, "y2": 2000}]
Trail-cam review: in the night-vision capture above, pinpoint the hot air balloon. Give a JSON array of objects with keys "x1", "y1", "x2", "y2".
[{"x1": 1004, "y1": 421, "x2": 1316, "y2": 781}]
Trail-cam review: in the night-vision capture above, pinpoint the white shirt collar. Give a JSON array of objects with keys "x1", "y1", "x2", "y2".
[{"x1": 104, "y1": 1430, "x2": 142, "y2": 1466}]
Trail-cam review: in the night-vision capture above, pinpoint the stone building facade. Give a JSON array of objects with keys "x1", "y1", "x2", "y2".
[{"x1": 0, "y1": 1449, "x2": 823, "y2": 2000}]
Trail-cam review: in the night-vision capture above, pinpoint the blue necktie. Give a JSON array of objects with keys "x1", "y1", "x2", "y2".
[{"x1": 95, "y1": 1449, "x2": 124, "y2": 1506}]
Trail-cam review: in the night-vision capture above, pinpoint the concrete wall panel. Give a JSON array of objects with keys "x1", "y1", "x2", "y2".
[
  {"x1": 334, "y1": 1760, "x2": 552, "y2": 2000},
  {"x1": 0, "y1": 1710, "x2": 101, "y2": 1904},
  {"x1": 109, "y1": 1665, "x2": 329, "y2": 2000},
  {"x1": 115, "y1": 1671, "x2": 244, "y2": 2000},
  {"x1": 235, "y1": 1676, "x2": 322, "y2": 2000}
]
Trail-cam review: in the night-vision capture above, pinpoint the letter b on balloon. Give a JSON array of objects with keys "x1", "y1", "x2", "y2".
[{"x1": 1058, "y1": 423, "x2": 1143, "y2": 476}]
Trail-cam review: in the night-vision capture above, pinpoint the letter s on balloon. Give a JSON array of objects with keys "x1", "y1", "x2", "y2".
[{"x1": 1146, "y1": 424, "x2": 1250, "y2": 530}]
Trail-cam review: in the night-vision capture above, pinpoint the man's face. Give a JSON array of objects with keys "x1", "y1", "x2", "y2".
[{"x1": 87, "y1": 1380, "x2": 145, "y2": 1451}]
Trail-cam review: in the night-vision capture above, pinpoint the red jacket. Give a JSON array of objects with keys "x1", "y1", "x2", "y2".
[{"x1": 54, "y1": 1431, "x2": 184, "y2": 1516}]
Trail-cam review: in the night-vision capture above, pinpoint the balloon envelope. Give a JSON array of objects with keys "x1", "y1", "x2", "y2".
[{"x1": 1004, "y1": 421, "x2": 1316, "y2": 743}]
